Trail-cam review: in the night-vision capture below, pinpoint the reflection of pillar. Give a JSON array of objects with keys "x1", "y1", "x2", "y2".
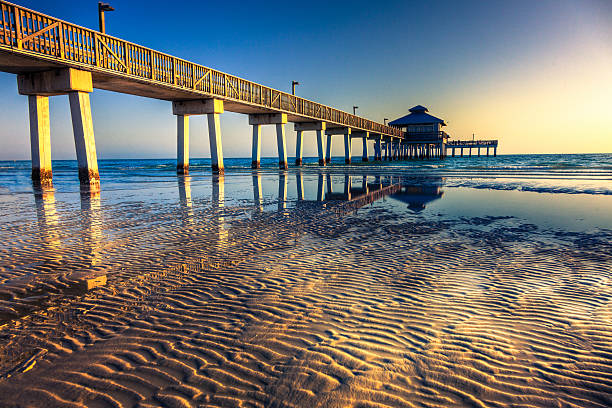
[
  {"x1": 178, "y1": 175, "x2": 194, "y2": 224},
  {"x1": 80, "y1": 183, "x2": 102, "y2": 267},
  {"x1": 178, "y1": 175, "x2": 193, "y2": 208},
  {"x1": 278, "y1": 172, "x2": 287, "y2": 211},
  {"x1": 34, "y1": 186, "x2": 62, "y2": 263},
  {"x1": 29, "y1": 95, "x2": 52, "y2": 186},
  {"x1": 317, "y1": 173, "x2": 326, "y2": 201},
  {"x1": 296, "y1": 171, "x2": 304, "y2": 201},
  {"x1": 326, "y1": 134, "x2": 333, "y2": 164},
  {"x1": 295, "y1": 130, "x2": 303, "y2": 166},
  {"x1": 253, "y1": 172, "x2": 263, "y2": 209},
  {"x1": 362, "y1": 175, "x2": 368, "y2": 194},
  {"x1": 326, "y1": 173, "x2": 333, "y2": 194},
  {"x1": 251, "y1": 124, "x2": 261, "y2": 169},
  {"x1": 344, "y1": 174, "x2": 352, "y2": 200},
  {"x1": 212, "y1": 174, "x2": 228, "y2": 245}
]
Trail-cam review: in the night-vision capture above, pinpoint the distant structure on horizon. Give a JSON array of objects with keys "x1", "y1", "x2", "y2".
[{"x1": 389, "y1": 105, "x2": 498, "y2": 159}]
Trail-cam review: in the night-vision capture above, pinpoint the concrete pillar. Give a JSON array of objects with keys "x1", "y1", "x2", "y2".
[
  {"x1": 295, "y1": 130, "x2": 303, "y2": 166},
  {"x1": 69, "y1": 91, "x2": 99, "y2": 185},
  {"x1": 317, "y1": 130, "x2": 326, "y2": 166},
  {"x1": 375, "y1": 138, "x2": 382, "y2": 160},
  {"x1": 251, "y1": 124, "x2": 261, "y2": 169},
  {"x1": 452, "y1": 147, "x2": 455, "y2": 157},
  {"x1": 173, "y1": 99, "x2": 225, "y2": 174},
  {"x1": 208, "y1": 112, "x2": 224, "y2": 173},
  {"x1": 469, "y1": 147, "x2": 472, "y2": 157},
  {"x1": 461, "y1": 148, "x2": 464, "y2": 157},
  {"x1": 478, "y1": 147, "x2": 481, "y2": 157},
  {"x1": 344, "y1": 130, "x2": 352, "y2": 164},
  {"x1": 276, "y1": 123, "x2": 288, "y2": 169},
  {"x1": 494, "y1": 146, "x2": 497, "y2": 157},
  {"x1": 487, "y1": 146, "x2": 490, "y2": 156},
  {"x1": 362, "y1": 136, "x2": 369, "y2": 162},
  {"x1": 28, "y1": 95, "x2": 52, "y2": 186},
  {"x1": 177, "y1": 114, "x2": 189, "y2": 174},
  {"x1": 326, "y1": 134, "x2": 333, "y2": 163}
]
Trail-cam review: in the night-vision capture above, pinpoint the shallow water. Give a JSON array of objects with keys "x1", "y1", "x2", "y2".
[{"x1": 0, "y1": 156, "x2": 611, "y2": 407}]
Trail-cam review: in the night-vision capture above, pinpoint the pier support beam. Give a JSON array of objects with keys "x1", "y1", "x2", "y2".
[
  {"x1": 276, "y1": 123, "x2": 288, "y2": 170},
  {"x1": 69, "y1": 91, "x2": 99, "y2": 185},
  {"x1": 317, "y1": 130, "x2": 326, "y2": 165},
  {"x1": 249, "y1": 113, "x2": 288, "y2": 169},
  {"x1": 28, "y1": 95, "x2": 52, "y2": 186},
  {"x1": 295, "y1": 130, "x2": 303, "y2": 166},
  {"x1": 19, "y1": 68, "x2": 96, "y2": 185},
  {"x1": 208, "y1": 112, "x2": 224, "y2": 174},
  {"x1": 176, "y1": 115, "x2": 189, "y2": 174},
  {"x1": 173, "y1": 98, "x2": 225, "y2": 174},
  {"x1": 343, "y1": 129, "x2": 352, "y2": 164},
  {"x1": 251, "y1": 124, "x2": 261, "y2": 169},
  {"x1": 374, "y1": 137, "x2": 382, "y2": 160},
  {"x1": 326, "y1": 134, "x2": 333, "y2": 163},
  {"x1": 294, "y1": 121, "x2": 326, "y2": 166},
  {"x1": 356, "y1": 131, "x2": 369, "y2": 161}
]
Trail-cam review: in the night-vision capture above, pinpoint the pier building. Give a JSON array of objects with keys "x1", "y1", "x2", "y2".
[{"x1": 388, "y1": 105, "x2": 449, "y2": 160}]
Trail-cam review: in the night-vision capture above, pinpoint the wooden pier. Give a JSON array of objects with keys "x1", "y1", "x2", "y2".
[
  {"x1": 0, "y1": 0, "x2": 405, "y2": 186},
  {"x1": 446, "y1": 140, "x2": 498, "y2": 157}
]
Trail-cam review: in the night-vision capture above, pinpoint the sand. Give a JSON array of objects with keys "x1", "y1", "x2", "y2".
[{"x1": 0, "y1": 172, "x2": 611, "y2": 407}]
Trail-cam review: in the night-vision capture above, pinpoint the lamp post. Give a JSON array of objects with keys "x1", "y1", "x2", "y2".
[
  {"x1": 98, "y1": 2, "x2": 114, "y2": 34},
  {"x1": 353, "y1": 106, "x2": 358, "y2": 115},
  {"x1": 384, "y1": 118, "x2": 389, "y2": 126},
  {"x1": 291, "y1": 81, "x2": 300, "y2": 95}
]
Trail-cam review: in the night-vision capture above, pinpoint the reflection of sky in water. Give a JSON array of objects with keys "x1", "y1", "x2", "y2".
[{"x1": 3, "y1": 168, "x2": 610, "y2": 236}]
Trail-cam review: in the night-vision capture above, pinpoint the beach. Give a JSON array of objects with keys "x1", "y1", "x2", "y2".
[{"x1": 0, "y1": 155, "x2": 611, "y2": 407}]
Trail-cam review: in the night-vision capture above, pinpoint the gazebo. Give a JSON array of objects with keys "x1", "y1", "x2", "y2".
[{"x1": 388, "y1": 106, "x2": 449, "y2": 159}]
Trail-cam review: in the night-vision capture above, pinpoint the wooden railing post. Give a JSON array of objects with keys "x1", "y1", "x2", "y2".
[
  {"x1": 14, "y1": 6, "x2": 22, "y2": 49},
  {"x1": 57, "y1": 22, "x2": 64, "y2": 58},
  {"x1": 124, "y1": 41, "x2": 130, "y2": 74}
]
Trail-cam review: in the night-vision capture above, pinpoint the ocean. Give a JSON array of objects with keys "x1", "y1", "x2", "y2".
[{"x1": 0, "y1": 153, "x2": 611, "y2": 407}]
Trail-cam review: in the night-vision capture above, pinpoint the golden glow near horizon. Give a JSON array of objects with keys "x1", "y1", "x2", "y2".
[{"x1": 440, "y1": 11, "x2": 612, "y2": 154}]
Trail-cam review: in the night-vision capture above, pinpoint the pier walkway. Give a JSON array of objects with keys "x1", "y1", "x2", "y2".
[
  {"x1": 446, "y1": 140, "x2": 498, "y2": 157},
  {"x1": 0, "y1": 1, "x2": 402, "y2": 186}
]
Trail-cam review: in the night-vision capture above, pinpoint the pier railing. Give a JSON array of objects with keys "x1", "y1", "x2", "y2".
[
  {"x1": 0, "y1": 1, "x2": 402, "y2": 137},
  {"x1": 446, "y1": 140, "x2": 498, "y2": 147}
]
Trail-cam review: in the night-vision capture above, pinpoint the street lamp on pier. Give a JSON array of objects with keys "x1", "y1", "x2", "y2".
[
  {"x1": 353, "y1": 106, "x2": 358, "y2": 115},
  {"x1": 98, "y1": 2, "x2": 114, "y2": 34},
  {"x1": 384, "y1": 118, "x2": 389, "y2": 126},
  {"x1": 291, "y1": 81, "x2": 300, "y2": 95}
]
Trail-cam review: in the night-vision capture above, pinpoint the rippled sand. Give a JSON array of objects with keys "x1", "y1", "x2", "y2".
[{"x1": 0, "y1": 171, "x2": 611, "y2": 407}]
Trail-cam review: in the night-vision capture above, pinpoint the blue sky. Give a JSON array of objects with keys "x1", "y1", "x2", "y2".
[{"x1": 1, "y1": 0, "x2": 611, "y2": 160}]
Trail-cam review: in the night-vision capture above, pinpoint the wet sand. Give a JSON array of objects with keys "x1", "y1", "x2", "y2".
[{"x1": 0, "y1": 170, "x2": 611, "y2": 407}]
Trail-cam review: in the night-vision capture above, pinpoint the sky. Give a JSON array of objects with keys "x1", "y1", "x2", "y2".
[{"x1": 1, "y1": 0, "x2": 611, "y2": 160}]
